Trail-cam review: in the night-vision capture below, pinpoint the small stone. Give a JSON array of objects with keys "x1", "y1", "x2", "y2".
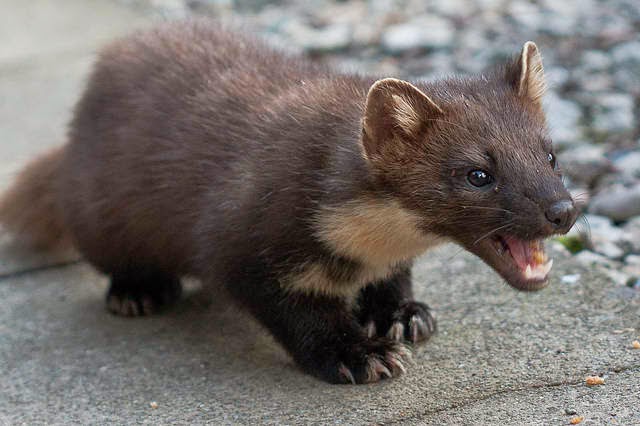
[
  {"x1": 591, "y1": 93, "x2": 635, "y2": 134},
  {"x1": 560, "y1": 144, "x2": 611, "y2": 186},
  {"x1": 149, "y1": 401, "x2": 158, "y2": 409},
  {"x1": 622, "y1": 217, "x2": 640, "y2": 253},
  {"x1": 611, "y1": 41, "x2": 640, "y2": 92},
  {"x1": 589, "y1": 184, "x2": 640, "y2": 222},
  {"x1": 625, "y1": 254, "x2": 640, "y2": 266},
  {"x1": 612, "y1": 40, "x2": 640, "y2": 67},
  {"x1": 574, "y1": 250, "x2": 615, "y2": 267},
  {"x1": 604, "y1": 268, "x2": 632, "y2": 287},
  {"x1": 569, "y1": 416, "x2": 584, "y2": 425},
  {"x1": 574, "y1": 214, "x2": 633, "y2": 257},
  {"x1": 545, "y1": 66, "x2": 571, "y2": 88},
  {"x1": 575, "y1": 70, "x2": 615, "y2": 92},
  {"x1": 623, "y1": 262, "x2": 640, "y2": 279},
  {"x1": 564, "y1": 408, "x2": 578, "y2": 416},
  {"x1": 539, "y1": 13, "x2": 578, "y2": 37},
  {"x1": 613, "y1": 151, "x2": 640, "y2": 178},
  {"x1": 288, "y1": 22, "x2": 352, "y2": 53},
  {"x1": 594, "y1": 241, "x2": 625, "y2": 259},
  {"x1": 544, "y1": 92, "x2": 583, "y2": 149},
  {"x1": 508, "y1": 1, "x2": 542, "y2": 29},
  {"x1": 632, "y1": 340, "x2": 640, "y2": 349},
  {"x1": 381, "y1": 17, "x2": 454, "y2": 53},
  {"x1": 561, "y1": 274, "x2": 580, "y2": 284},
  {"x1": 430, "y1": 0, "x2": 473, "y2": 17},
  {"x1": 423, "y1": 51, "x2": 455, "y2": 74},
  {"x1": 580, "y1": 50, "x2": 612, "y2": 72}
]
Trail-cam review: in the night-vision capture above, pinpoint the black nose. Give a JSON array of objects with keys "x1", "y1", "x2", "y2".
[{"x1": 545, "y1": 200, "x2": 577, "y2": 231}]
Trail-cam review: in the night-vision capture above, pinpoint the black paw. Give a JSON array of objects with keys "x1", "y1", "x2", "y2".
[
  {"x1": 363, "y1": 301, "x2": 436, "y2": 344},
  {"x1": 327, "y1": 338, "x2": 412, "y2": 384},
  {"x1": 106, "y1": 274, "x2": 181, "y2": 317}
]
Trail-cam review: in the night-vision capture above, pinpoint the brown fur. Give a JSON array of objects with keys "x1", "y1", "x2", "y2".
[
  {"x1": 0, "y1": 147, "x2": 69, "y2": 250},
  {"x1": 0, "y1": 23, "x2": 567, "y2": 295},
  {"x1": 0, "y1": 21, "x2": 575, "y2": 383}
]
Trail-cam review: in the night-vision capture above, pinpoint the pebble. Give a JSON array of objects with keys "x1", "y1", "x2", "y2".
[
  {"x1": 283, "y1": 21, "x2": 352, "y2": 53},
  {"x1": 589, "y1": 184, "x2": 640, "y2": 222},
  {"x1": 611, "y1": 40, "x2": 640, "y2": 67},
  {"x1": 507, "y1": 1, "x2": 542, "y2": 29},
  {"x1": 613, "y1": 151, "x2": 640, "y2": 178},
  {"x1": 581, "y1": 50, "x2": 613, "y2": 72},
  {"x1": 591, "y1": 93, "x2": 635, "y2": 134},
  {"x1": 604, "y1": 268, "x2": 633, "y2": 287},
  {"x1": 544, "y1": 92, "x2": 583, "y2": 149},
  {"x1": 561, "y1": 274, "x2": 581, "y2": 284},
  {"x1": 545, "y1": 66, "x2": 571, "y2": 88},
  {"x1": 381, "y1": 17, "x2": 455, "y2": 53},
  {"x1": 622, "y1": 217, "x2": 640, "y2": 253},
  {"x1": 570, "y1": 214, "x2": 632, "y2": 259},
  {"x1": 574, "y1": 250, "x2": 615, "y2": 267},
  {"x1": 560, "y1": 144, "x2": 612, "y2": 186}
]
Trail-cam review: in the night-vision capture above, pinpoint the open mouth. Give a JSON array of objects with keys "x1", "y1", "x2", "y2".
[{"x1": 478, "y1": 235, "x2": 553, "y2": 291}]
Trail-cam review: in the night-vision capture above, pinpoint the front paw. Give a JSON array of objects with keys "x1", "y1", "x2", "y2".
[
  {"x1": 364, "y1": 301, "x2": 436, "y2": 344},
  {"x1": 328, "y1": 338, "x2": 412, "y2": 384}
]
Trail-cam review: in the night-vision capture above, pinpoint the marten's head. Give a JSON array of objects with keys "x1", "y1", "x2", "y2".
[{"x1": 361, "y1": 42, "x2": 577, "y2": 291}]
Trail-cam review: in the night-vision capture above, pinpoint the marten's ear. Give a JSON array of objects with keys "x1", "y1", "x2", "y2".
[
  {"x1": 362, "y1": 78, "x2": 443, "y2": 158},
  {"x1": 507, "y1": 41, "x2": 546, "y2": 106}
]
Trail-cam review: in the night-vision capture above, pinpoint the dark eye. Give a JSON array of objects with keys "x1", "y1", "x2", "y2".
[
  {"x1": 548, "y1": 152, "x2": 556, "y2": 169},
  {"x1": 467, "y1": 170, "x2": 493, "y2": 187}
]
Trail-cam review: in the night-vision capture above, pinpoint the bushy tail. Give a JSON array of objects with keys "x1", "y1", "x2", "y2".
[{"x1": 0, "y1": 146, "x2": 70, "y2": 250}]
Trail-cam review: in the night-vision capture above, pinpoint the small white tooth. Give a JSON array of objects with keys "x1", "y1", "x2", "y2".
[
  {"x1": 542, "y1": 259, "x2": 553, "y2": 275},
  {"x1": 524, "y1": 264, "x2": 532, "y2": 279}
]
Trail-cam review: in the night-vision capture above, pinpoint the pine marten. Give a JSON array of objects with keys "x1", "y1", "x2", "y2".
[{"x1": 0, "y1": 20, "x2": 577, "y2": 384}]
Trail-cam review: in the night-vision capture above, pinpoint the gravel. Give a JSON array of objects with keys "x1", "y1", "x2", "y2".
[
  {"x1": 381, "y1": 17, "x2": 455, "y2": 53},
  {"x1": 591, "y1": 93, "x2": 636, "y2": 135}
]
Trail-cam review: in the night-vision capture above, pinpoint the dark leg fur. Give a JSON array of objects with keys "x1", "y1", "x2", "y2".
[
  {"x1": 106, "y1": 269, "x2": 182, "y2": 317},
  {"x1": 224, "y1": 266, "x2": 411, "y2": 384},
  {"x1": 356, "y1": 267, "x2": 436, "y2": 344}
]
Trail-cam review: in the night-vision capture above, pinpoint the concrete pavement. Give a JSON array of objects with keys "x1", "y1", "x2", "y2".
[{"x1": 1, "y1": 1, "x2": 638, "y2": 424}]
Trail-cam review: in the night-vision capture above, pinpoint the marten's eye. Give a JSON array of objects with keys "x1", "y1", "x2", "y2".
[
  {"x1": 548, "y1": 152, "x2": 556, "y2": 169},
  {"x1": 467, "y1": 170, "x2": 493, "y2": 187}
]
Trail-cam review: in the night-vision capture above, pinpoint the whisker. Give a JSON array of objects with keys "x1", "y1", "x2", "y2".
[
  {"x1": 459, "y1": 205, "x2": 515, "y2": 214},
  {"x1": 576, "y1": 214, "x2": 591, "y2": 241},
  {"x1": 472, "y1": 222, "x2": 514, "y2": 246}
]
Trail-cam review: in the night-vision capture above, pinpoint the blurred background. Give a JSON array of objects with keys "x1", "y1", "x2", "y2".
[{"x1": 1, "y1": 0, "x2": 639, "y2": 284}]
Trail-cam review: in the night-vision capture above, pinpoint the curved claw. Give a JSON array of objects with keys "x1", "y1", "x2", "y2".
[{"x1": 338, "y1": 363, "x2": 356, "y2": 384}]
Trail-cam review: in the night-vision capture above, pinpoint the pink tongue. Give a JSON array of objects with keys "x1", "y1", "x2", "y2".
[{"x1": 504, "y1": 236, "x2": 530, "y2": 270}]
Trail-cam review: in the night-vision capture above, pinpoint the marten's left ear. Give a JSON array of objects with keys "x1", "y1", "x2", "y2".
[
  {"x1": 507, "y1": 41, "x2": 546, "y2": 106},
  {"x1": 362, "y1": 78, "x2": 443, "y2": 158}
]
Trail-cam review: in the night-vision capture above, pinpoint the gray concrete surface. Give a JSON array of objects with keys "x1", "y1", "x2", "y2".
[{"x1": 1, "y1": 1, "x2": 639, "y2": 425}]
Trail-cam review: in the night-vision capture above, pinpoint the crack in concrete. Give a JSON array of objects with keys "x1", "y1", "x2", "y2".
[
  {"x1": 385, "y1": 363, "x2": 640, "y2": 424},
  {"x1": 0, "y1": 259, "x2": 82, "y2": 282}
]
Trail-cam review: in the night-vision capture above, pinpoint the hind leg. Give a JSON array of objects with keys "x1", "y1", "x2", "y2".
[{"x1": 106, "y1": 268, "x2": 182, "y2": 317}]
